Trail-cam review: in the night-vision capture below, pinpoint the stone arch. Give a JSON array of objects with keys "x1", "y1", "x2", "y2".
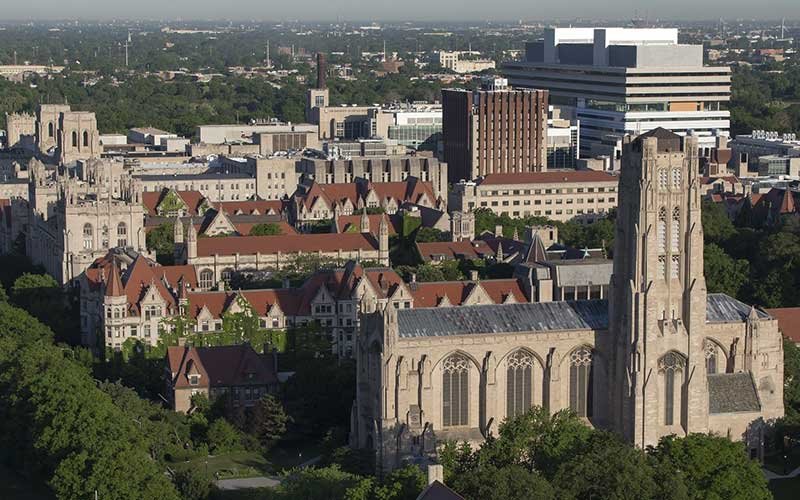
[
  {"x1": 499, "y1": 347, "x2": 546, "y2": 420},
  {"x1": 657, "y1": 350, "x2": 687, "y2": 428},
  {"x1": 703, "y1": 337, "x2": 729, "y2": 374}
]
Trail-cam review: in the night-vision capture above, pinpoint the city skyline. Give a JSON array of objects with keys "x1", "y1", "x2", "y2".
[{"x1": 3, "y1": 0, "x2": 800, "y2": 22}]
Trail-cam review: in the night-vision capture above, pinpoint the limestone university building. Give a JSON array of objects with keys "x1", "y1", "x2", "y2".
[{"x1": 352, "y1": 129, "x2": 784, "y2": 471}]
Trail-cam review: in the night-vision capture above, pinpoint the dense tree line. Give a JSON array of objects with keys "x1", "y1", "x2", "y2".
[
  {"x1": 439, "y1": 407, "x2": 770, "y2": 500},
  {"x1": 730, "y1": 62, "x2": 800, "y2": 136}
]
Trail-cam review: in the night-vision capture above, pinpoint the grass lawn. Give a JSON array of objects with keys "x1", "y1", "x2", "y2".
[
  {"x1": 171, "y1": 439, "x2": 322, "y2": 481},
  {"x1": 769, "y1": 476, "x2": 800, "y2": 500},
  {"x1": 0, "y1": 464, "x2": 54, "y2": 500},
  {"x1": 267, "y1": 439, "x2": 323, "y2": 472},
  {"x1": 175, "y1": 451, "x2": 271, "y2": 479}
]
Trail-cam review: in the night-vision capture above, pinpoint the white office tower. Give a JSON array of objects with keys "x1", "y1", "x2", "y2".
[{"x1": 505, "y1": 28, "x2": 731, "y2": 164}]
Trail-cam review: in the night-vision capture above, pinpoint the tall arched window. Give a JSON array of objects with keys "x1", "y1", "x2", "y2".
[
  {"x1": 117, "y1": 222, "x2": 127, "y2": 247},
  {"x1": 82, "y1": 130, "x2": 89, "y2": 147},
  {"x1": 199, "y1": 269, "x2": 214, "y2": 289},
  {"x1": 82, "y1": 223, "x2": 93, "y2": 250},
  {"x1": 659, "y1": 352, "x2": 686, "y2": 426},
  {"x1": 569, "y1": 346, "x2": 593, "y2": 418},
  {"x1": 658, "y1": 207, "x2": 667, "y2": 254},
  {"x1": 71, "y1": 131, "x2": 78, "y2": 147},
  {"x1": 442, "y1": 354, "x2": 469, "y2": 427},
  {"x1": 671, "y1": 207, "x2": 680, "y2": 252},
  {"x1": 704, "y1": 340, "x2": 719, "y2": 375},
  {"x1": 507, "y1": 350, "x2": 534, "y2": 418},
  {"x1": 48, "y1": 122, "x2": 54, "y2": 138}
]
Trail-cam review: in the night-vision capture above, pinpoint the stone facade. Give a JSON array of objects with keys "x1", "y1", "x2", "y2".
[
  {"x1": 353, "y1": 129, "x2": 784, "y2": 473},
  {"x1": 27, "y1": 158, "x2": 148, "y2": 284}
]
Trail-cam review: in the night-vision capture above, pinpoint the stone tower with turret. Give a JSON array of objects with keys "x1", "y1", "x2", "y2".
[{"x1": 608, "y1": 129, "x2": 709, "y2": 447}]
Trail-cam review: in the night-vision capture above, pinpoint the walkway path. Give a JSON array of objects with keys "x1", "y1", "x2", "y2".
[{"x1": 214, "y1": 455, "x2": 322, "y2": 490}]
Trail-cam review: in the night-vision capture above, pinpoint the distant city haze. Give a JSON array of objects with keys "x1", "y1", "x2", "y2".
[{"x1": 4, "y1": 0, "x2": 800, "y2": 22}]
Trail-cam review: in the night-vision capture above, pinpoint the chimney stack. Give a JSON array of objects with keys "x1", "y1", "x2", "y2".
[{"x1": 316, "y1": 53, "x2": 327, "y2": 90}]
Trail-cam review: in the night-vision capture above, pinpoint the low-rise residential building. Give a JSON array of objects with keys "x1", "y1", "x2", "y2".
[
  {"x1": 449, "y1": 170, "x2": 619, "y2": 222},
  {"x1": 167, "y1": 344, "x2": 279, "y2": 413},
  {"x1": 178, "y1": 221, "x2": 391, "y2": 282},
  {"x1": 290, "y1": 177, "x2": 441, "y2": 225}
]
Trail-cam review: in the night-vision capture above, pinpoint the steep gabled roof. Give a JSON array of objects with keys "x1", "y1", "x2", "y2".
[
  {"x1": 167, "y1": 345, "x2": 278, "y2": 390},
  {"x1": 195, "y1": 232, "x2": 380, "y2": 257}
]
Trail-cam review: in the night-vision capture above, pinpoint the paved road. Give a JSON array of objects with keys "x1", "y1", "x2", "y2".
[{"x1": 216, "y1": 476, "x2": 280, "y2": 490}]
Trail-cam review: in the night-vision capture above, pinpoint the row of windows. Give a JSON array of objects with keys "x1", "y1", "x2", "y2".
[
  {"x1": 481, "y1": 186, "x2": 616, "y2": 196},
  {"x1": 481, "y1": 205, "x2": 607, "y2": 217},
  {"x1": 485, "y1": 197, "x2": 614, "y2": 207},
  {"x1": 83, "y1": 222, "x2": 128, "y2": 250},
  {"x1": 442, "y1": 346, "x2": 595, "y2": 427}
]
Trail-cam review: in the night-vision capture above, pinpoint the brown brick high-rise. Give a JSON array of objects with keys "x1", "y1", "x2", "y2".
[{"x1": 442, "y1": 85, "x2": 548, "y2": 183}]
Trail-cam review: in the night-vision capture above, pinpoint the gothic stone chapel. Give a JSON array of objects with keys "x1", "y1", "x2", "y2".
[{"x1": 352, "y1": 129, "x2": 784, "y2": 472}]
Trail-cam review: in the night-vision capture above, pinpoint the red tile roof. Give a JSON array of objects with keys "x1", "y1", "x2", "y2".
[
  {"x1": 335, "y1": 214, "x2": 398, "y2": 235},
  {"x1": 196, "y1": 232, "x2": 379, "y2": 257},
  {"x1": 478, "y1": 170, "x2": 617, "y2": 186},
  {"x1": 142, "y1": 189, "x2": 208, "y2": 216},
  {"x1": 167, "y1": 345, "x2": 277, "y2": 389},
  {"x1": 766, "y1": 307, "x2": 800, "y2": 344},
  {"x1": 186, "y1": 289, "x2": 302, "y2": 319},
  {"x1": 215, "y1": 200, "x2": 286, "y2": 216}
]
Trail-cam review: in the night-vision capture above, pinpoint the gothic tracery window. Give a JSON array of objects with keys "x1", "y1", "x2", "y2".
[
  {"x1": 671, "y1": 168, "x2": 682, "y2": 189},
  {"x1": 569, "y1": 346, "x2": 593, "y2": 418},
  {"x1": 443, "y1": 354, "x2": 469, "y2": 427},
  {"x1": 658, "y1": 169, "x2": 668, "y2": 190},
  {"x1": 659, "y1": 352, "x2": 686, "y2": 426},
  {"x1": 704, "y1": 340, "x2": 718, "y2": 375},
  {"x1": 658, "y1": 207, "x2": 667, "y2": 254},
  {"x1": 117, "y1": 222, "x2": 127, "y2": 247},
  {"x1": 199, "y1": 269, "x2": 214, "y2": 289},
  {"x1": 507, "y1": 350, "x2": 534, "y2": 418},
  {"x1": 82, "y1": 223, "x2": 93, "y2": 250},
  {"x1": 671, "y1": 207, "x2": 680, "y2": 252}
]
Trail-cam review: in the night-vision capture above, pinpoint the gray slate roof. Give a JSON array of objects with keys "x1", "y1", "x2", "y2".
[
  {"x1": 397, "y1": 300, "x2": 608, "y2": 338},
  {"x1": 397, "y1": 293, "x2": 770, "y2": 338},
  {"x1": 706, "y1": 293, "x2": 770, "y2": 323},
  {"x1": 708, "y1": 373, "x2": 761, "y2": 414}
]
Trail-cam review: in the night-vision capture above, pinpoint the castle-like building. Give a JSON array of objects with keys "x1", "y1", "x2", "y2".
[
  {"x1": 352, "y1": 129, "x2": 784, "y2": 472},
  {"x1": 27, "y1": 158, "x2": 147, "y2": 284},
  {"x1": 6, "y1": 104, "x2": 100, "y2": 164}
]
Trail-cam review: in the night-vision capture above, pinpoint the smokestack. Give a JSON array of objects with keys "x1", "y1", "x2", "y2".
[{"x1": 316, "y1": 52, "x2": 327, "y2": 90}]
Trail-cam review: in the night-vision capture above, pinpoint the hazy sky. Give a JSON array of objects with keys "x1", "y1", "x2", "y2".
[{"x1": 4, "y1": 0, "x2": 800, "y2": 21}]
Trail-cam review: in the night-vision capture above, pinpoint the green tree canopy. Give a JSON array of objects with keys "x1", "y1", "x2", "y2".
[{"x1": 249, "y1": 223, "x2": 284, "y2": 236}]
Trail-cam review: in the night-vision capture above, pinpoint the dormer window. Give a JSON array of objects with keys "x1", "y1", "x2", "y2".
[{"x1": 189, "y1": 374, "x2": 200, "y2": 386}]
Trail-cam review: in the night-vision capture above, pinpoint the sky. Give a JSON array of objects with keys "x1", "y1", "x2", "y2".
[{"x1": 3, "y1": 0, "x2": 800, "y2": 22}]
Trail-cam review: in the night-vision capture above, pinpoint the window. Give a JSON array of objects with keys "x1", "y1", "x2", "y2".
[
  {"x1": 48, "y1": 122, "x2": 54, "y2": 138},
  {"x1": 71, "y1": 131, "x2": 77, "y2": 147},
  {"x1": 658, "y1": 207, "x2": 667, "y2": 254},
  {"x1": 659, "y1": 352, "x2": 685, "y2": 426},
  {"x1": 704, "y1": 340, "x2": 718, "y2": 375},
  {"x1": 101, "y1": 225, "x2": 109, "y2": 248},
  {"x1": 117, "y1": 222, "x2": 127, "y2": 247},
  {"x1": 671, "y1": 207, "x2": 680, "y2": 252},
  {"x1": 82, "y1": 130, "x2": 89, "y2": 147},
  {"x1": 221, "y1": 268, "x2": 234, "y2": 282},
  {"x1": 671, "y1": 168, "x2": 682, "y2": 189},
  {"x1": 82, "y1": 223, "x2": 93, "y2": 250},
  {"x1": 569, "y1": 346, "x2": 593, "y2": 418},
  {"x1": 442, "y1": 354, "x2": 469, "y2": 427},
  {"x1": 506, "y1": 350, "x2": 533, "y2": 418},
  {"x1": 671, "y1": 255, "x2": 680, "y2": 279},
  {"x1": 199, "y1": 269, "x2": 214, "y2": 289},
  {"x1": 658, "y1": 169, "x2": 668, "y2": 190},
  {"x1": 189, "y1": 374, "x2": 199, "y2": 386}
]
